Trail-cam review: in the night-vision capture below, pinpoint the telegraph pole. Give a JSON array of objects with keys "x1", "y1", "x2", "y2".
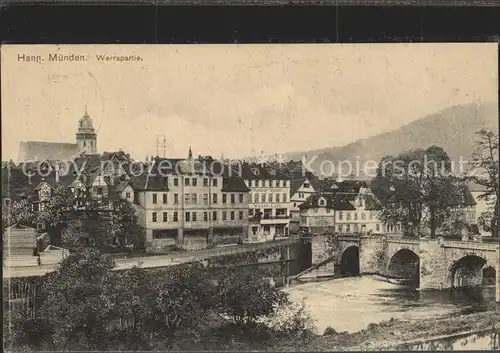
[{"x1": 156, "y1": 135, "x2": 167, "y2": 158}]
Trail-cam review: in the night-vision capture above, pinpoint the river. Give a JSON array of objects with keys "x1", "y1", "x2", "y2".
[{"x1": 283, "y1": 275, "x2": 498, "y2": 334}]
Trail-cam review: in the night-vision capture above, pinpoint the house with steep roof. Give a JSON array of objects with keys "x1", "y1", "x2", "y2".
[
  {"x1": 289, "y1": 176, "x2": 317, "y2": 233},
  {"x1": 298, "y1": 193, "x2": 336, "y2": 234}
]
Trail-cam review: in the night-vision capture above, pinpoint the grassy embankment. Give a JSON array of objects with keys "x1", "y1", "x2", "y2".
[{"x1": 287, "y1": 310, "x2": 500, "y2": 351}]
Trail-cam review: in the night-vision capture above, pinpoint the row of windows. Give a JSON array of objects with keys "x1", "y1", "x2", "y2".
[
  {"x1": 174, "y1": 177, "x2": 219, "y2": 187},
  {"x1": 338, "y1": 211, "x2": 376, "y2": 221},
  {"x1": 251, "y1": 193, "x2": 288, "y2": 203},
  {"x1": 246, "y1": 180, "x2": 290, "y2": 188},
  {"x1": 151, "y1": 210, "x2": 245, "y2": 223},
  {"x1": 337, "y1": 224, "x2": 381, "y2": 233},
  {"x1": 152, "y1": 192, "x2": 246, "y2": 205}
]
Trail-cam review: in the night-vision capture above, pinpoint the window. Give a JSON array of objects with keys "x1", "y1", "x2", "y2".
[
  {"x1": 276, "y1": 193, "x2": 280, "y2": 203},
  {"x1": 192, "y1": 178, "x2": 197, "y2": 186},
  {"x1": 173, "y1": 178, "x2": 179, "y2": 186},
  {"x1": 346, "y1": 212, "x2": 351, "y2": 220},
  {"x1": 369, "y1": 212, "x2": 373, "y2": 220},
  {"x1": 239, "y1": 211, "x2": 243, "y2": 220},
  {"x1": 192, "y1": 212, "x2": 197, "y2": 222},
  {"x1": 212, "y1": 211, "x2": 217, "y2": 221},
  {"x1": 204, "y1": 212, "x2": 208, "y2": 222},
  {"x1": 265, "y1": 180, "x2": 270, "y2": 187},
  {"x1": 230, "y1": 211, "x2": 235, "y2": 220},
  {"x1": 354, "y1": 213, "x2": 358, "y2": 220},
  {"x1": 304, "y1": 182, "x2": 310, "y2": 188},
  {"x1": 222, "y1": 211, "x2": 227, "y2": 221},
  {"x1": 251, "y1": 180, "x2": 256, "y2": 187},
  {"x1": 261, "y1": 194, "x2": 266, "y2": 203},
  {"x1": 184, "y1": 193, "x2": 190, "y2": 205},
  {"x1": 163, "y1": 212, "x2": 168, "y2": 222},
  {"x1": 327, "y1": 209, "x2": 331, "y2": 213},
  {"x1": 212, "y1": 193, "x2": 218, "y2": 204},
  {"x1": 239, "y1": 194, "x2": 244, "y2": 203},
  {"x1": 285, "y1": 180, "x2": 289, "y2": 187},
  {"x1": 376, "y1": 224, "x2": 380, "y2": 232},
  {"x1": 258, "y1": 180, "x2": 263, "y2": 187},
  {"x1": 173, "y1": 212, "x2": 178, "y2": 222},
  {"x1": 249, "y1": 209, "x2": 254, "y2": 216},
  {"x1": 338, "y1": 225, "x2": 343, "y2": 232},
  {"x1": 191, "y1": 194, "x2": 197, "y2": 204},
  {"x1": 163, "y1": 194, "x2": 168, "y2": 204},
  {"x1": 346, "y1": 224, "x2": 351, "y2": 233},
  {"x1": 361, "y1": 213, "x2": 366, "y2": 220},
  {"x1": 268, "y1": 194, "x2": 272, "y2": 202},
  {"x1": 231, "y1": 194, "x2": 235, "y2": 204},
  {"x1": 203, "y1": 193, "x2": 209, "y2": 205},
  {"x1": 212, "y1": 178, "x2": 218, "y2": 187},
  {"x1": 174, "y1": 194, "x2": 179, "y2": 204},
  {"x1": 273, "y1": 180, "x2": 277, "y2": 187},
  {"x1": 283, "y1": 193, "x2": 287, "y2": 202},
  {"x1": 152, "y1": 212, "x2": 157, "y2": 222},
  {"x1": 339, "y1": 212, "x2": 343, "y2": 220},
  {"x1": 185, "y1": 212, "x2": 190, "y2": 222},
  {"x1": 125, "y1": 192, "x2": 131, "y2": 199},
  {"x1": 254, "y1": 193, "x2": 258, "y2": 203},
  {"x1": 185, "y1": 178, "x2": 190, "y2": 186},
  {"x1": 152, "y1": 193, "x2": 157, "y2": 204},
  {"x1": 223, "y1": 194, "x2": 227, "y2": 204},
  {"x1": 203, "y1": 178, "x2": 208, "y2": 186}
]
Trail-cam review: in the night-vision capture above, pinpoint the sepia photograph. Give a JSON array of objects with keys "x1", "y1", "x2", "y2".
[{"x1": 2, "y1": 43, "x2": 499, "y2": 351}]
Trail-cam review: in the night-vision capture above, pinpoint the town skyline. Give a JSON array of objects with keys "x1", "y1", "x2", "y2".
[{"x1": 2, "y1": 43, "x2": 498, "y2": 163}]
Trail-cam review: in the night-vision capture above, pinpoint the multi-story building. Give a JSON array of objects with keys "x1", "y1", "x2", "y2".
[
  {"x1": 298, "y1": 193, "x2": 336, "y2": 234},
  {"x1": 129, "y1": 150, "x2": 250, "y2": 251},
  {"x1": 237, "y1": 162, "x2": 291, "y2": 242},
  {"x1": 289, "y1": 175, "x2": 317, "y2": 233}
]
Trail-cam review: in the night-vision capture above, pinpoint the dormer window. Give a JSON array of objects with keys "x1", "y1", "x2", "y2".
[
  {"x1": 251, "y1": 168, "x2": 260, "y2": 176},
  {"x1": 318, "y1": 198, "x2": 326, "y2": 207},
  {"x1": 304, "y1": 183, "x2": 310, "y2": 188},
  {"x1": 270, "y1": 170, "x2": 276, "y2": 176}
]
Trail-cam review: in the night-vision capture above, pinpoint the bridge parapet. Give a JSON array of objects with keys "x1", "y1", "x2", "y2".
[{"x1": 440, "y1": 241, "x2": 498, "y2": 252}]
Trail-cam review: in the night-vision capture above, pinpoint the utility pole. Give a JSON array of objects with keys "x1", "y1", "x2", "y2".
[{"x1": 155, "y1": 135, "x2": 167, "y2": 158}]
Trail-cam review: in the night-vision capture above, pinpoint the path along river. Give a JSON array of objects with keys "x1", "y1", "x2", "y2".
[{"x1": 283, "y1": 275, "x2": 498, "y2": 335}]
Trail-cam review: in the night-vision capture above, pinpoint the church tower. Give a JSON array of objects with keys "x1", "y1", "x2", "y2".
[{"x1": 76, "y1": 106, "x2": 98, "y2": 154}]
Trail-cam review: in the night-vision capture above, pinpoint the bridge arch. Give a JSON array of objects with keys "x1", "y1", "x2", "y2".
[
  {"x1": 339, "y1": 246, "x2": 360, "y2": 277},
  {"x1": 387, "y1": 249, "x2": 420, "y2": 283},
  {"x1": 449, "y1": 255, "x2": 488, "y2": 288},
  {"x1": 482, "y1": 265, "x2": 496, "y2": 286}
]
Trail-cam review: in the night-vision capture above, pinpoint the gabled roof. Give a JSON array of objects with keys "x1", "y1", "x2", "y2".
[
  {"x1": 129, "y1": 173, "x2": 168, "y2": 192},
  {"x1": 299, "y1": 193, "x2": 336, "y2": 210},
  {"x1": 18, "y1": 141, "x2": 80, "y2": 162},
  {"x1": 290, "y1": 177, "x2": 307, "y2": 196},
  {"x1": 221, "y1": 176, "x2": 250, "y2": 193}
]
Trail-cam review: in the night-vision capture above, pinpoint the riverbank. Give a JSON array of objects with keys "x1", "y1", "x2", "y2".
[{"x1": 283, "y1": 310, "x2": 499, "y2": 351}]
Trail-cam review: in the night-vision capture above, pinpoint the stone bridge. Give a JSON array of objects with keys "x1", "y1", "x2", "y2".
[{"x1": 312, "y1": 234, "x2": 499, "y2": 291}]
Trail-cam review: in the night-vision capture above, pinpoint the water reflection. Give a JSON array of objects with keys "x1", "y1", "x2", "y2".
[
  {"x1": 374, "y1": 284, "x2": 498, "y2": 315},
  {"x1": 396, "y1": 330, "x2": 500, "y2": 351}
]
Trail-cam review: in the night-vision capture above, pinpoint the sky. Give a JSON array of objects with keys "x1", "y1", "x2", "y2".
[{"x1": 1, "y1": 43, "x2": 498, "y2": 163}]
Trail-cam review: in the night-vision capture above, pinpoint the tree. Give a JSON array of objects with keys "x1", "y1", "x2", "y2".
[
  {"x1": 468, "y1": 129, "x2": 499, "y2": 236},
  {"x1": 138, "y1": 264, "x2": 216, "y2": 347},
  {"x1": 36, "y1": 185, "x2": 75, "y2": 228},
  {"x1": 104, "y1": 199, "x2": 144, "y2": 250},
  {"x1": 216, "y1": 267, "x2": 289, "y2": 327},
  {"x1": 39, "y1": 248, "x2": 117, "y2": 351},
  {"x1": 371, "y1": 146, "x2": 460, "y2": 237},
  {"x1": 3, "y1": 197, "x2": 36, "y2": 228}
]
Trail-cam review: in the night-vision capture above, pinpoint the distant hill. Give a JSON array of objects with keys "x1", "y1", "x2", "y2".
[{"x1": 281, "y1": 102, "x2": 498, "y2": 178}]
